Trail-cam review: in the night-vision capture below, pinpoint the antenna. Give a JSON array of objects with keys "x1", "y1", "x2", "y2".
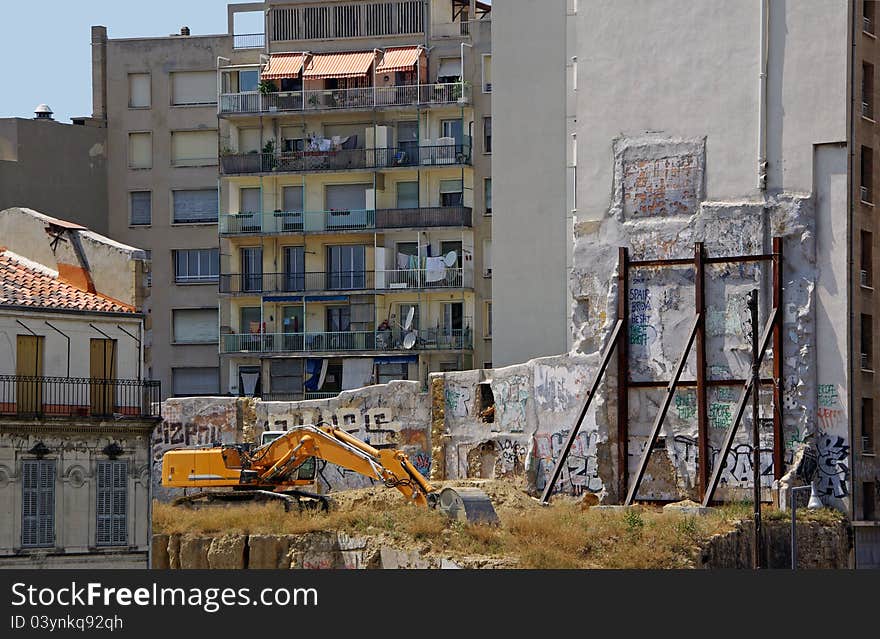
[
  {"x1": 403, "y1": 332, "x2": 417, "y2": 350},
  {"x1": 443, "y1": 250, "x2": 458, "y2": 267}
]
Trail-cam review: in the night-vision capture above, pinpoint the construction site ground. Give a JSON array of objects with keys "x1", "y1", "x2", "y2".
[{"x1": 152, "y1": 479, "x2": 846, "y2": 569}]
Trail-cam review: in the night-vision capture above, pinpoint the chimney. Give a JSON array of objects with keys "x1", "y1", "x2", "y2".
[
  {"x1": 180, "y1": 26, "x2": 190, "y2": 36},
  {"x1": 91, "y1": 26, "x2": 108, "y2": 123},
  {"x1": 33, "y1": 104, "x2": 54, "y2": 121}
]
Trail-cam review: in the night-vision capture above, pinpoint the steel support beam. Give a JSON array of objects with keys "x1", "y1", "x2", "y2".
[
  {"x1": 617, "y1": 248, "x2": 629, "y2": 501},
  {"x1": 772, "y1": 237, "x2": 784, "y2": 479},
  {"x1": 695, "y1": 243, "x2": 710, "y2": 499}
]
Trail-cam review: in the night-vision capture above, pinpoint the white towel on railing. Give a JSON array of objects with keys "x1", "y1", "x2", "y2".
[
  {"x1": 397, "y1": 253, "x2": 409, "y2": 269},
  {"x1": 425, "y1": 256, "x2": 446, "y2": 282}
]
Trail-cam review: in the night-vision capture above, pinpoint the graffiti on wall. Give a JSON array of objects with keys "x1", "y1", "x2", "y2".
[
  {"x1": 629, "y1": 284, "x2": 654, "y2": 347},
  {"x1": 493, "y1": 376, "x2": 530, "y2": 432},
  {"x1": 445, "y1": 385, "x2": 472, "y2": 419},
  {"x1": 815, "y1": 432, "x2": 849, "y2": 498},
  {"x1": 669, "y1": 434, "x2": 775, "y2": 487},
  {"x1": 534, "y1": 365, "x2": 586, "y2": 413},
  {"x1": 533, "y1": 430, "x2": 601, "y2": 495}
]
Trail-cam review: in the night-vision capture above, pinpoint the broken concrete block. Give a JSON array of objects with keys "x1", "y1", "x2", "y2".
[
  {"x1": 168, "y1": 534, "x2": 181, "y2": 570},
  {"x1": 663, "y1": 500, "x2": 715, "y2": 517},
  {"x1": 151, "y1": 534, "x2": 170, "y2": 569},
  {"x1": 207, "y1": 534, "x2": 246, "y2": 569},
  {"x1": 379, "y1": 547, "x2": 433, "y2": 569},
  {"x1": 179, "y1": 534, "x2": 210, "y2": 569},
  {"x1": 248, "y1": 535, "x2": 290, "y2": 569}
]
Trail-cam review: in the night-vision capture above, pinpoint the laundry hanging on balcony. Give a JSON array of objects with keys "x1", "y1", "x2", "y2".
[
  {"x1": 304, "y1": 358, "x2": 328, "y2": 391},
  {"x1": 425, "y1": 256, "x2": 447, "y2": 282}
]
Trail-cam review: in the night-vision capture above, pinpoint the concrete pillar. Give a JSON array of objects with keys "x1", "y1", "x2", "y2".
[{"x1": 91, "y1": 26, "x2": 107, "y2": 123}]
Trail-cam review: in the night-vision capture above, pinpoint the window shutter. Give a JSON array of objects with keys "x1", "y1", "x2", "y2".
[
  {"x1": 129, "y1": 133, "x2": 152, "y2": 169},
  {"x1": 129, "y1": 74, "x2": 151, "y2": 107},
  {"x1": 239, "y1": 129, "x2": 262, "y2": 153},
  {"x1": 97, "y1": 460, "x2": 128, "y2": 546},
  {"x1": 440, "y1": 179, "x2": 463, "y2": 194},
  {"x1": 173, "y1": 190, "x2": 218, "y2": 223},
  {"x1": 22, "y1": 460, "x2": 54, "y2": 547},
  {"x1": 171, "y1": 71, "x2": 217, "y2": 106},
  {"x1": 171, "y1": 131, "x2": 217, "y2": 166},
  {"x1": 130, "y1": 192, "x2": 151, "y2": 225},
  {"x1": 396, "y1": 182, "x2": 419, "y2": 208},
  {"x1": 240, "y1": 188, "x2": 262, "y2": 214},
  {"x1": 172, "y1": 368, "x2": 220, "y2": 396},
  {"x1": 325, "y1": 184, "x2": 368, "y2": 210},
  {"x1": 283, "y1": 186, "x2": 304, "y2": 211},
  {"x1": 173, "y1": 309, "x2": 219, "y2": 344}
]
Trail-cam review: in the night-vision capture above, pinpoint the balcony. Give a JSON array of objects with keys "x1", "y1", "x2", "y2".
[
  {"x1": 0, "y1": 376, "x2": 161, "y2": 420},
  {"x1": 220, "y1": 267, "x2": 472, "y2": 295},
  {"x1": 234, "y1": 33, "x2": 265, "y2": 50},
  {"x1": 221, "y1": 328, "x2": 473, "y2": 354},
  {"x1": 219, "y1": 83, "x2": 470, "y2": 115},
  {"x1": 220, "y1": 144, "x2": 471, "y2": 175},
  {"x1": 219, "y1": 206, "x2": 472, "y2": 235}
]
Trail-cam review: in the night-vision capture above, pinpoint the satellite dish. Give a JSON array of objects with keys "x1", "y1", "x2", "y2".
[
  {"x1": 403, "y1": 332, "x2": 417, "y2": 350},
  {"x1": 443, "y1": 251, "x2": 458, "y2": 267},
  {"x1": 404, "y1": 307, "x2": 415, "y2": 331}
]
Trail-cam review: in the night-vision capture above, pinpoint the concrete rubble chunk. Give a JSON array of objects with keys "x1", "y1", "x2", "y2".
[
  {"x1": 179, "y1": 534, "x2": 210, "y2": 569},
  {"x1": 247, "y1": 535, "x2": 291, "y2": 569},
  {"x1": 151, "y1": 534, "x2": 170, "y2": 569},
  {"x1": 207, "y1": 534, "x2": 246, "y2": 569}
]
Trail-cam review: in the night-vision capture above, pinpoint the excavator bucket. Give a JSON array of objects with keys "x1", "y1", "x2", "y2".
[{"x1": 436, "y1": 487, "x2": 499, "y2": 525}]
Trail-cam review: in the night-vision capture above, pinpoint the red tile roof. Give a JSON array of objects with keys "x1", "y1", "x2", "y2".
[{"x1": 0, "y1": 250, "x2": 136, "y2": 314}]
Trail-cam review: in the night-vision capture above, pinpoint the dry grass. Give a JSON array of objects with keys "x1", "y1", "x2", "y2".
[{"x1": 153, "y1": 492, "x2": 845, "y2": 569}]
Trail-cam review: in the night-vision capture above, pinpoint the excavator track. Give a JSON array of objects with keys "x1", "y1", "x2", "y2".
[{"x1": 172, "y1": 489, "x2": 332, "y2": 513}]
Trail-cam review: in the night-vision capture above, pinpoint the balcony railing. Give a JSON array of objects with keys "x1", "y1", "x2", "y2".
[
  {"x1": 220, "y1": 144, "x2": 471, "y2": 175},
  {"x1": 219, "y1": 206, "x2": 472, "y2": 235},
  {"x1": 0, "y1": 376, "x2": 161, "y2": 420},
  {"x1": 220, "y1": 267, "x2": 472, "y2": 294},
  {"x1": 234, "y1": 33, "x2": 265, "y2": 49},
  {"x1": 219, "y1": 83, "x2": 470, "y2": 115},
  {"x1": 221, "y1": 328, "x2": 472, "y2": 354}
]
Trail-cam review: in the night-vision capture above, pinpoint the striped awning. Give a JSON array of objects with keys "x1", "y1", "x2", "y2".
[
  {"x1": 376, "y1": 46, "x2": 422, "y2": 74},
  {"x1": 302, "y1": 51, "x2": 375, "y2": 80},
  {"x1": 261, "y1": 53, "x2": 308, "y2": 80}
]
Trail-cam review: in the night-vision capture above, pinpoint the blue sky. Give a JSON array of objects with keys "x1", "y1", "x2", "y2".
[{"x1": 0, "y1": 1, "x2": 261, "y2": 122}]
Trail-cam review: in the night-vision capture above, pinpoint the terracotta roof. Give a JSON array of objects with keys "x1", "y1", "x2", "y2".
[
  {"x1": 376, "y1": 47, "x2": 423, "y2": 74},
  {"x1": 302, "y1": 51, "x2": 375, "y2": 80},
  {"x1": 261, "y1": 53, "x2": 308, "y2": 80},
  {"x1": 0, "y1": 250, "x2": 136, "y2": 314}
]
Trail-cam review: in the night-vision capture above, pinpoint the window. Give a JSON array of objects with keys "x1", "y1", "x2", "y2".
[
  {"x1": 482, "y1": 54, "x2": 492, "y2": 92},
  {"x1": 96, "y1": 460, "x2": 127, "y2": 546},
  {"x1": 173, "y1": 248, "x2": 219, "y2": 283},
  {"x1": 241, "y1": 247, "x2": 263, "y2": 293},
  {"x1": 862, "y1": 230, "x2": 873, "y2": 288},
  {"x1": 241, "y1": 307, "x2": 262, "y2": 334},
  {"x1": 397, "y1": 303, "x2": 420, "y2": 330},
  {"x1": 397, "y1": 181, "x2": 419, "y2": 209},
  {"x1": 283, "y1": 186, "x2": 304, "y2": 212},
  {"x1": 283, "y1": 246, "x2": 305, "y2": 291},
  {"x1": 173, "y1": 308, "x2": 219, "y2": 344},
  {"x1": 270, "y1": 359, "x2": 303, "y2": 399},
  {"x1": 866, "y1": 0, "x2": 876, "y2": 35},
  {"x1": 327, "y1": 245, "x2": 366, "y2": 289},
  {"x1": 864, "y1": 62, "x2": 875, "y2": 119},
  {"x1": 171, "y1": 130, "x2": 218, "y2": 166},
  {"x1": 864, "y1": 482, "x2": 876, "y2": 520},
  {"x1": 171, "y1": 367, "x2": 220, "y2": 396},
  {"x1": 438, "y1": 58, "x2": 462, "y2": 83},
  {"x1": 440, "y1": 179, "x2": 463, "y2": 207},
  {"x1": 862, "y1": 146, "x2": 873, "y2": 203},
  {"x1": 483, "y1": 117, "x2": 492, "y2": 153},
  {"x1": 21, "y1": 459, "x2": 55, "y2": 548},
  {"x1": 484, "y1": 178, "x2": 492, "y2": 215},
  {"x1": 128, "y1": 132, "x2": 152, "y2": 169},
  {"x1": 571, "y1": 55, "x2": 578, "y2": 92},
  {"x1": 327, "y1": 306, "x2": 351, "y2": 332},
  {"x1": 377, "y1": 363, "x2": 408, "y2": 384},
  {"x1": 483, "y1": 362, "x2": 493, "y2": 369},
  {"x1": 325, "y1": 184, "x2": 368, "y2": 212},
  {"x1": 483, "y1": 239, "x2": 492, "y2": 277},
  {"x1": 239, "y1": 69, "x2": 259, "y2": 93},
  {"x1": 173, "y1": 189, "x2": 218, "y2": 223},
  {"x1": 863, "y1": 398, "x2": 875, "y2": 454},
  {"x1": 240, "y1": 188, "x2": 261, "y2": 214},
  {"x1": 485, "y1": 301, "x2": 492, "y2": 337},
  {"x1": 128, "y1": 73, "x2": 151, "y2": 108},
  {"x1": 171, "y1": 71, "x2": 216, "y2": 106},
  {"x1": 862, "y1": 313, "x2": 874, "y2": 370},
  {"x1": 130, "y1": 191, "x2": 151, "y2": 226},
  {"x1": 239, "y1": 128, "x2": 262, "y2": 154},
  {"x1": 441, "y1": 119, "x2": 464, "y2": 145}
]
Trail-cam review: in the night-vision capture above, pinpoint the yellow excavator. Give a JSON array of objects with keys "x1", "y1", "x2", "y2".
[{"x1": 161, "y1": 422, "x2": 499, "y2": 525}]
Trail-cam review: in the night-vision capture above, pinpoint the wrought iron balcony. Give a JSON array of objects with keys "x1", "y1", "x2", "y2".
[
  {"x1": 219, "y1": 144, "x2": 471, "y2": 175},
  {"x1": 220, "y1": 267, "x2": 471, "y2": 294},
  {"x1": 221, "y1": 328, "x2": 472, "y2": 354},
  {"x1": 219, "y1": 206, "x2": 472, "y2": 235},
  {"x1": 219, "y1": 82, "x2": 470, "y2": 115},
  {"x1": 0, "y1": 376, "x2": 161, "y2": 420}
]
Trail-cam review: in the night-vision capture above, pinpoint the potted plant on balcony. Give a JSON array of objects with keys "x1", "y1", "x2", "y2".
[{"x1": 258, "y1": 79, "x2": 278, "y2": 94}]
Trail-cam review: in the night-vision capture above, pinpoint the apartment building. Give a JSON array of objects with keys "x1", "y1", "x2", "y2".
[
  {"x1": 94, "y1": 25, "x2": 232, "y2": 399},
  {"x1": 494, "y1": 0, "x2": 879, "y2": 566},
  {"x1": 217, "y1": 0, "x2": 492, "y2": 399}
]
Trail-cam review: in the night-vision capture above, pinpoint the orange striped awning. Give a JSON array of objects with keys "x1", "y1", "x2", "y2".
[
  {"x1": 302, "y1": 51, "x2": 375, "y2": 80},
  {"x1": 261, "y1": 53, "x2": 308, "y2": 80},
  {"x1": 376, "y1": 46, "x2": 423, "y2": 74}
]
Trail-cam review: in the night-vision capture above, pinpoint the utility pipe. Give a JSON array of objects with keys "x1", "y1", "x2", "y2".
[{"x1": 758, "y1": 0, "x2": 770, "y2": 191}]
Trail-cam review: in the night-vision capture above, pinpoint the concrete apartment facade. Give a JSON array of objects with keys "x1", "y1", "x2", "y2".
[
  {"x1": 0, "y1": 115, "x2": 108, "y2": 234},
  {"x1": 95, "y1": 25, "x2": 233, "y2": 398},
  {"x1": 493, "y1": 0, "x2": 880, "y2": 566},
  {"x1": 216, "y1": 0, "x2": 493, "y2": 398},
  {"x1": 0, "y1": 207, "x2": 158, "y2": 568}
]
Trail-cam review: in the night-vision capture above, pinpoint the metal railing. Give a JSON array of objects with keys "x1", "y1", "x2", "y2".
[
  {"x1": 219, "y1": 82, "x2": 470, "y2": 114},
  {"x1": 865, "y1": 16, "x2": 875, "y2": 35},
  {"x1": 234, "y1": 33, "x2": 265, "y2": 49},
  {"x1": 219, "y1": 206, "x2": 472, "y2": 235},
  {"x1": 220, "y1": 267, "x2": 473, "y2": 294},
  {"x1": 220, "y1": 144, "x2": 471, "y2": 175},
  {"x1": 221, "y1": 329, "x2": 472, "y2": 354},
  {"x1": 0, "y1": 376, "x2": 161, "y2": 419}
]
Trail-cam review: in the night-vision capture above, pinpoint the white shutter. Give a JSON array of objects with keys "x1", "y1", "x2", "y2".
[
  {"x1": 239, "y1": 129, "x2": 262, "y2": 153},
  {"x1": 440, "y1": 179, "x2": 463, "y2": 194},
  {"x1": 438, "y1": 58, "x2": 461, "y2": 79},
  {"x1": 173, "y1": 309, "x2": 218, "y2": 344},
  {"x1": 129, "y1": 73, "x2": 151, "y2": 107},
  {"x1": 128, "y1": 132, "x2": 152, "y2": 168},
  {"x1": 171, "y1": 130, "x2": 217, "y2": 166},
  {"x1": 171, "y1": 71, "x2": 217, "y2": 106},
  {"x1": 172, "y1": 367, "x2": 220, "y2": 396},
  {"x1": 240, "y1": 188, "x2": 262, "y2": 214}
]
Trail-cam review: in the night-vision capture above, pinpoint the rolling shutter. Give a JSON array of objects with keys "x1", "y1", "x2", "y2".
[
  {"x1": 326, "y1": 184, "x2": 368, "y2": 210},
  {"x1": 129, "y1": 133, "x2": 152, "y2": 169},
  {"x1": 172, "y1": 368, "x2": 220, "y2": 396},
  {"x1": 171, "y1": 130, "x2": 217, "y2": 165},
  {"x1": 173, "y1": 309, "x2": 218, "y2": 344},
  {"x1": 171, "y1": 71, "x2": 216, "y2": 105},
  {"x1": 129, "y1": 74, "x2": 150, "y2": 107},
  {"x1": 173, "y1": 189, "x2": 218, "y2": 223}
]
